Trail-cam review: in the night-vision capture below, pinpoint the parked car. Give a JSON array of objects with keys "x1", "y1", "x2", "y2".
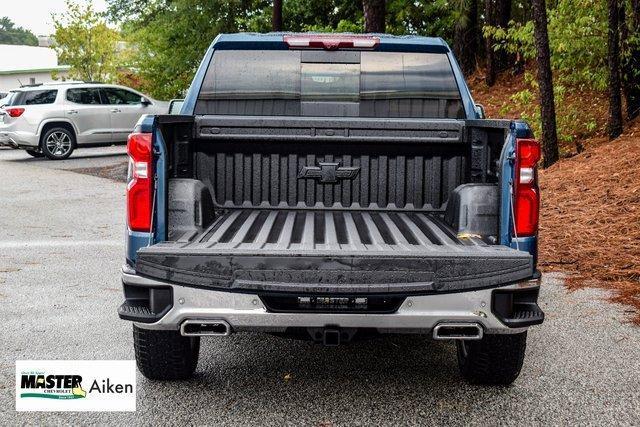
[
  {"x1": 119, "y1": 33, "x2": 544, "y2": 385},
  {"x1": 168, "y1": 99, "x2": 184, "y2": 114},
  {"x1": 0, "y1": 83, "x2": 168, "y2": 159},
  {"x1": 0, "y1": 91, "x2": 13, "y2": 108}
]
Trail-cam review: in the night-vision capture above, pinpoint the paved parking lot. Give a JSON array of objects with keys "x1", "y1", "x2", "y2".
[{"x1": 1, "y1": 147, "x2": 639, "y2": 425}]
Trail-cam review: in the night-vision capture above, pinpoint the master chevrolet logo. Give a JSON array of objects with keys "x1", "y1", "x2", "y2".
[
  {"x1": 298, "y1": 162, "x2": 360, "y2": 184},
  {"x1": 16, "y1": 360, "x2": 136, "y2": 411},
  {"x1": 20, "y1": 374, "x2": 87, "y2": 399}
]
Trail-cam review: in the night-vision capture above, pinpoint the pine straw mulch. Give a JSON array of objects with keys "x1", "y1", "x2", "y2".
[
  {"x1": 538, "y1": 120, "x2": 640, "y2": 323},
  {"x1": 468, "y1": 70, "x2": 639, "y2": 322}
]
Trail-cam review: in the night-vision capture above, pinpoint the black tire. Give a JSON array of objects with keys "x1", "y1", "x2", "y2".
[
  {"x1": 133, "y1": 325, "x2": 200, "y2": 380},
  {"x1": 456, "y1": 332, "x2": 527, "y2": 385},
  {"x1": 26, "y1": 149, "x2": 44, "y2": 158},
  {"x1": 40, "y1": 127, "x2": 75, "y2": 160}
]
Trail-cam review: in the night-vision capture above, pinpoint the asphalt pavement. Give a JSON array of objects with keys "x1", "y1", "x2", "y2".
[{"x1": 0, "y1": 147, "x2": 639, "y2": 425}]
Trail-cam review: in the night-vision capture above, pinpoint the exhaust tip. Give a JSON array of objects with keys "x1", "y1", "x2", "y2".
[
  {"x1": 433, "y1": 322, "x2": 483, "y2": 340},
  {"x1": 180, "y1": 319, "x2": 231, "y2": 337}
]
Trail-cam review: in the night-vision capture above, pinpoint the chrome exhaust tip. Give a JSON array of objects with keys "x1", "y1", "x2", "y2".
[
  {"x1": 180, "y1": 319, "x2": 231, "y2": 337},
  {"x1": 432, "y1": 322, "x2": 483, "y2": 340}
]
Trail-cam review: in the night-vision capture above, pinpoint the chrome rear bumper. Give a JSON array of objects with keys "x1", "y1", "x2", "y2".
[{"x1": 122, "y1": 267, "x2": 541, "y2": 335}]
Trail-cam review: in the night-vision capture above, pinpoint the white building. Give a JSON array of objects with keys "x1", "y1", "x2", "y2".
[{"x1": 0, "y1": 44, "x2": 70, "y2": 93}]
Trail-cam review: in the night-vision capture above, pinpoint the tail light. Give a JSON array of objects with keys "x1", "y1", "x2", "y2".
[
  {"x1": 284, "y1": 35, "x2": 379, "y2": 50},
  {"x1": 514, "y1": 138, "x2": 541, "y2": 236},
  {"x1": 127, "y1": 132, "x2": 153, "y2": 232},
  {"x1": 6, "y1": 107, "x2": 25, "y2": 117}
]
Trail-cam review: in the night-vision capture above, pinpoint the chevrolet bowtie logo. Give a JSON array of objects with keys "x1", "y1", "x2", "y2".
[{"x1": 298, "y1": 162, "x2": 360, "y2": 184}]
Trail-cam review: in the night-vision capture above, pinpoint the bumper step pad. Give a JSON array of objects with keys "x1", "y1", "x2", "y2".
[
  {"x1": 492, "y1": 286, "x2": 545, "y2": 327},
  {"x1": 118, "y1": 301, "x2": 161, "y2": 323},
  {"x1": 506, "y1": 304, "x2": 545, "y2": 327}
]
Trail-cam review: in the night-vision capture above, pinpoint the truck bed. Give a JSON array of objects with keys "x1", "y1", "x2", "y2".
[
  {"x1": 136, "y1": 208, "x2": 533, "y2": 294},
  {"x1": 134, "y1": 116, "x2": 533, "y2": 295}
]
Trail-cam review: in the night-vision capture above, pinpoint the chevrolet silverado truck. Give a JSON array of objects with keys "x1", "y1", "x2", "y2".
[{"x1": 118, "y1": 33, "x2": 544, "y2": 385}]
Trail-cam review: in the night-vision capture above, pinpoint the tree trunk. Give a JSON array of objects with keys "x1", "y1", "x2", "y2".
[
  {"x1": 608, "y1": 0, "x2": 624, "y2": 138},
  {"x1": 272, "y1": 0, "x2": 283, "y2": 32},
  {"x1": 531, "y1": 0, "x2": 559, "y2": 168},
  {"x1": 454, "y1": 0, "x2": 479, "y2": 76},
  {"x1": 484, "y1": 0, "x2": 496, "y2": 86},
  {"x1": 622, "y1": 0, "x2": 640, "y2": 119},
  {"x1": 495, "y1": 0, "x2": 512, "y2": 71},
  {"x1": 496, "y1": 0, "x2": 511, "y2": 27},
  {"x1": 363, "y1": 0, "x2": 386, "y2": 33}
]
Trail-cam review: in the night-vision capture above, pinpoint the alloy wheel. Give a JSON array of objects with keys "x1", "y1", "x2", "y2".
[{"x1": 45, "y1": 131, "x2": 72, "y2": 157}]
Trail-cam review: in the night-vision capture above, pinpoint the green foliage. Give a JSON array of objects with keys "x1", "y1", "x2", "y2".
[
  {"x1": 0, "y1": 17, "x2": 38, "y2": 46},
  {"x1": 113, "y1": 0, "x2": 272, "y2": 99},
  {"x1": 500, "y1": 72, "x2": 602, "y2": 154},
  {"x1": 484, "y1": 0, "x2": 608, "y2": 91},
  {"x1": 52, "y1": 1, "x2": 120, "y2": 82},
  {"x1": 386, "y1": 0, "x2": 456, "y2": 40},
  {"x1": 485, "y1": 0, "x2": 617, "y2": 146},
  {"x1": 237, "y1": 0, "x2": 363, "y2": 33},
  {"x1": 283, "y1": 0, "x2": 362, "y2": 32},
  {"x1": 108, "y1": 0, "x2": 460, "y2": 98},
  {"x1": 303, "y1": 19, "x2": 364, "y2": 34}
]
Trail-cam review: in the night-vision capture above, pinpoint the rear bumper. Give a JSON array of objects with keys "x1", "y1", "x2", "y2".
[
  {"x1": 0, "y1": 130, "x2": 38, "y2": 148},
  {"x1": 0, "y1": 131, "x2": 15, "y2": 146},
  {"x1": 120, "y1": 266, "x2": 543, "y2": 334}
]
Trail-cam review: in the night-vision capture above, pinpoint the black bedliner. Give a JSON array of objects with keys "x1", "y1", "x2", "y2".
[
  {"x1": 136, "y1": 209, "x2": 533, "y2": 294},
  {"x1": 194, "y1": 115, "x2": 465, "y2": 144},
  {"x1": 143, "y1": 116, "x2": 530, "y2": 295}
]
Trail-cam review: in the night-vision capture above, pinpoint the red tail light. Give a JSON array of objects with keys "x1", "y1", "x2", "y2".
[
  {"x1": 284, "y1": 35, "x2": 379, "y2": 50},
  {"x1": 6, "y1": 107, "x2": 25, "y2": 117},
  {"x1": 127, "y1": 132, "x2": 153, "y2": 232},
  {"x1": 514, "y1": 138, "x2": 541, "y2": 236}
]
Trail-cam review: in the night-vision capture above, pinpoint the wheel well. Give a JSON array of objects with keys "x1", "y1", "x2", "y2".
[{"x1": 40, "y1": 122, "x2": 77, "y2": 147}]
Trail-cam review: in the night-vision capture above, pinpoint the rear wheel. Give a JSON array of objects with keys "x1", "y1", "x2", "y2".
[
  {"x1": 456, "y1": 332, "x2": 527, "y2": 385},
  {"x1": 133, "y1": 325, "x2": 200, "y2": 380},
  {"x1": 41, "y1": 127, "x2": 75, "y2": 160},
  {"x1": 26, "y1": 149, "x2": 44, "y2": 158}
]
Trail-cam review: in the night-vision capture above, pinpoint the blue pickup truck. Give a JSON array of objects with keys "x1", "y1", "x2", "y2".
[{"x1": 119, "y1": 33, "x2": 544, "y2": 385}]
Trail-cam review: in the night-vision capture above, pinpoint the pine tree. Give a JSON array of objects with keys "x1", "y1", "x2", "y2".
[
  {"x1": 272, "y1": 0, "x2": 283, "y2": 31},
  {"x1": 362, "y1": 0, "x2": 386, "y2": 33},
  {"x1": 531, "y1": 0, "x2": 560, "y2": 167},
  {"x1": 454, "y1": 0, "x2": 479, "y2": 76},
  {"x1": 607, "y1": 0, "x2": 623, "y2": 138},
  {"x1": 484, "y1": 0, "x2": 496, "y2": 85},
  {"x1": 622, "y1": 0, "x2": 640, "y2": 119}
]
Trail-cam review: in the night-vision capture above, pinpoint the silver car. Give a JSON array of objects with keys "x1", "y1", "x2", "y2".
[{"x1": 0, "y1": 83, "x2": 168, "y2": 159}]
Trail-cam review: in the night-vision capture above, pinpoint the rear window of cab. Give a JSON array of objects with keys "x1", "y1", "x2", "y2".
[{"x1": 195, "y1": 50, "x2": 464, "y2": 119}]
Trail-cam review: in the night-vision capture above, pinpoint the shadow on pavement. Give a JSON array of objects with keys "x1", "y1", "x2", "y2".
[
  {"x1": 68, "y1": 162, "x2": 128, "y2": 182},
  {"x1": 5, "y1": 152, "x2": 127, "y2": 163},
  {"x1": 135, "y1": 332, "x2": 469, "y2": 418}
]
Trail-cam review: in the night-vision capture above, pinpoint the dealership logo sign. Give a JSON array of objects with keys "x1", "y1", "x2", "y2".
[
  {"x1": 20, "y1": 373, "x2": 87, "y2": 399},
  {"x1": 16, "y1": 360, "x2": 136, "y2": 411}
]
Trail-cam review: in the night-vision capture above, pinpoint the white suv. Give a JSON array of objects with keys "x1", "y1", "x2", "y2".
[{"x1": 0, "y1": 83, "x2": 168, "y2": 159}]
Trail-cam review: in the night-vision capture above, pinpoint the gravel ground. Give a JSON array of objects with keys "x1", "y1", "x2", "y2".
[{"x1": 1, "y1": 147, "x2": 639, "y2": 425}]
